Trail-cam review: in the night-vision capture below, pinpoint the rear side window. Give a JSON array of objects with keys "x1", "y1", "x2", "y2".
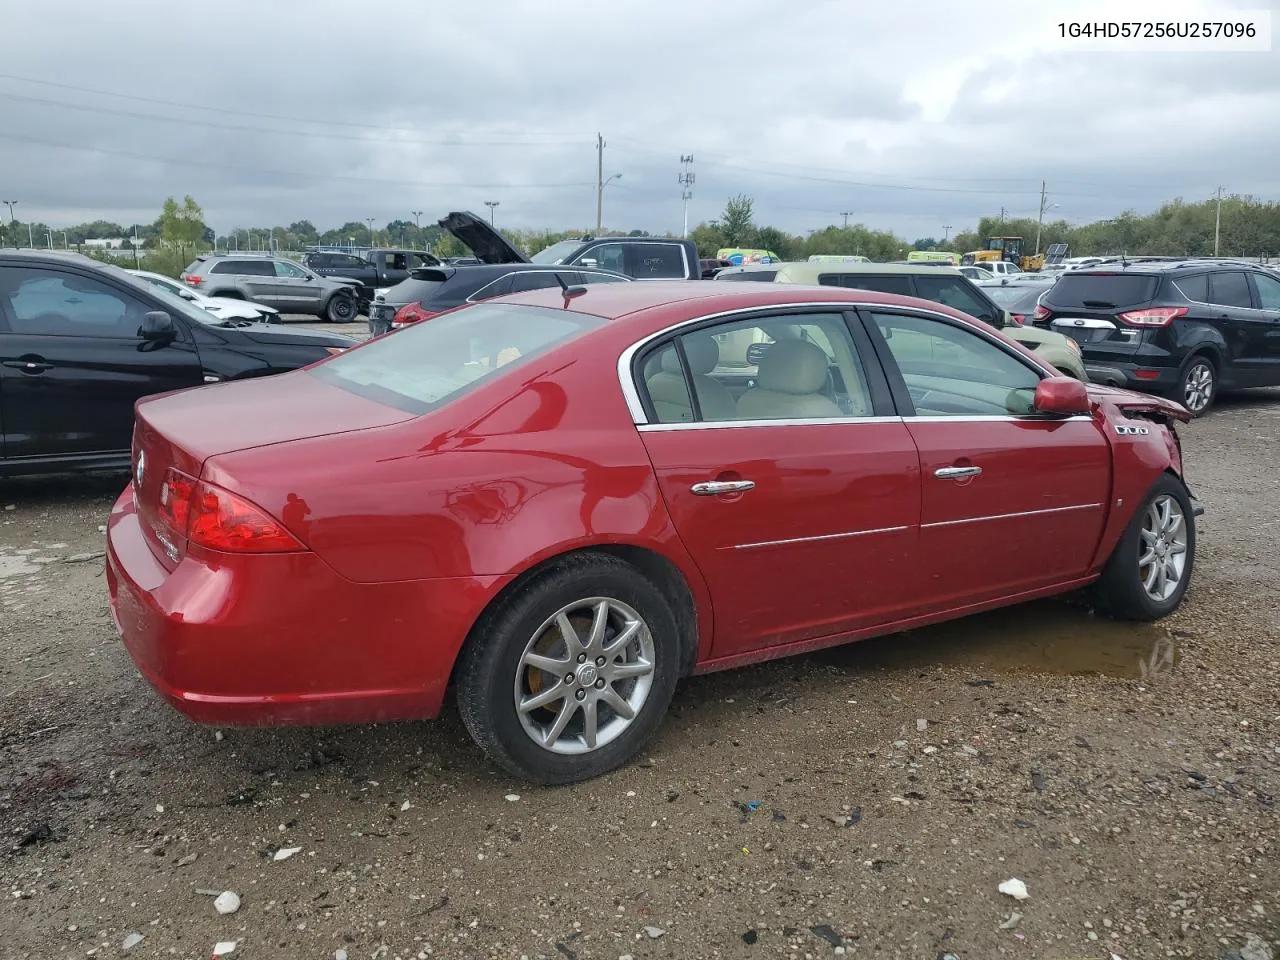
[
  {"x1": 627, "y1": 244, "x2": 686, "y2": 279},
  {"x1": 311, "y1": 303, "x2": 603, "y2": 414},
  {"x1": 818, "y1": 273, "x2": 913, "y2": 295},
  {"x1": 212, "y1": 259, "x2": 273, "y2": 276},
  {"x1": 912, "y1": 275, "x2": 997, "y2": 321},
  {"x1": 1209, "y1": 272, "x2": 1252, "y2": 308},
  {"x1": 1046, "y1": 273, "x2": 1158, "y2": 309},
  {"x1": 1174, "y1": 274, "x2": 1209, "y2": 302}
]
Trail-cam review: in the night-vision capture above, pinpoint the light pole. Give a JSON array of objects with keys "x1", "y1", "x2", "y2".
[
  {"x1": 364, "y1": 218, "x2": 376, "y2": 248},
  {"x1": 597, "y1": 175, "x2": 621, "y2": 233},
  {"x1": 410, "y1": 210, "x2": 424, "y2": 249},
  {"x1": 1212, "y1": 186, "x2": 1224, "y2": 256},
  {"x1": 2, "y1": 201, "x2": 16, "y2": 246},
  {"x1": 942, "y1": 224, "x2": 952, "y2": 242},
  {"x1": 840, "y1": 211, "x2": 853, "y2": 228},
  {"x1": 484, "y1": 201, "x2": 500, "y2": 227}
]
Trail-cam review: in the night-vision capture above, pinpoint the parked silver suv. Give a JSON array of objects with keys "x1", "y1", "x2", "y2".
[{"x1": 181, "y1": 255, "x2": 362, "y2": 323}]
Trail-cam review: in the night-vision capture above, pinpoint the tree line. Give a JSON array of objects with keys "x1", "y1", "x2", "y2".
[{"x1": 4, "y1": 192, "x2": 1278, "y2": 272}]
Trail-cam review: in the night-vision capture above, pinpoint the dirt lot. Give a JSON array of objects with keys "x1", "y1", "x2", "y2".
[{"x1": 2, "y1": 384, "x2": 1278, "y2": 960}]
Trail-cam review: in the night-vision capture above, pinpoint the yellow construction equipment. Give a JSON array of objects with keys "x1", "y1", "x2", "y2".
[{"x1": 960, "y1": 236, "x2": 1044, "y2": 272}]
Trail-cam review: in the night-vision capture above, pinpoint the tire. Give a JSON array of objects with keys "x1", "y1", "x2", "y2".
[
  {"x1": 325, "y1": 294, "x2": 357, "y2": 324},
  {"x1": 454, "y1": 553, "x2": 682, "y2": 784},
  {"x1": 1090, "y1": 474, "x2": 1195, "y2": 621},
  {"x1": 1176, "y1": 353, "x2": 1216, "y2": 416}
]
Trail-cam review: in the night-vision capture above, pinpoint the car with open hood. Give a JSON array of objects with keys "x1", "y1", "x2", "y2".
[
  {"x1": 108, "y1": 279, "x2": 1199, "y2": 784},
  {"x1": 0, "y1": 250, "x2": 355, "y2": 477},
  {"x1": 438, "y1": 211, "x2": 701, "y2": 281}
]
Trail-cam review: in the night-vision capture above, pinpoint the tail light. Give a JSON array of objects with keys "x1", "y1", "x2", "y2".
[
  {"x1": 392, "y1": 302, "x2": 436, "y2": 327},
  {"x1": 182, "y1": 274, "x2": 203, "y2": 286},
  {"x1": 159, "y1": 468, "x2": 304, "y2": 553},
  {"x1": 1118, "y1": 306, "x2": 1186, "y2": 327},
  {"x1": 323, "y1": 346, "x2": 346, "y2": 356},
  {"x1": 1032, "y1": 304, "x2": 1051, "y2": 322},
  {"x1": 1010, "y1": 313, "x2": 1025, "y2": 326}
]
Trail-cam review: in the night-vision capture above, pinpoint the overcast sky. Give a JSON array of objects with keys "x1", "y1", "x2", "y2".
[{"x1": 1, "y1": 0, "x2": 1276, "y2": 241}]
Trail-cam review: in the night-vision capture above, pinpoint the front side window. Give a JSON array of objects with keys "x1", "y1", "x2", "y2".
[
  {"x1": 1251, "y1": 272, "x2": 1280, "y2": 310},
  {"x1": 641, "y1": 312, "x2": 874, "y2": 423},
  {"x1": 274, "y1": 260, "x2": 309, "y2": 279},
  {"x1": 311, "y1": 302, "x2": 602, "y2": 414},
  {"x1": 1209, "y1": 271, "x2": 1253, "y2": 308},
  {"x1": 913, "y1": 275, "x2": 999, "y2": 323},
  {"x1": 583, "y1": 243, "x2": 626, "y2": 274},
  {"x1": 0, "y1": 267, "x2": 148, "y2": 339},
  {"x1": 868, "y1": 311, "x2": 1041, "y2": 417}
]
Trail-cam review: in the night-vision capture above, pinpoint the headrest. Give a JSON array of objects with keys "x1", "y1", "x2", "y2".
[
  {"x1": 660, "y1": 334, "x2": 719, "y2": 375},
  {"x1": 756, "y1": 339, "x2": 829, "y2": 395}
]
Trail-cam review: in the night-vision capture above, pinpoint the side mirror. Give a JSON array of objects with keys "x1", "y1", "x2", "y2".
[
  {"x1": 580, "y1": 258, "x2": 598, "y2": 268},
  {"x1": 140, "y1": 310, "x2": 176, "y2": 341},
  {"x1": 1033, "y1": 376, "x2": 1090, "y2": 416}
]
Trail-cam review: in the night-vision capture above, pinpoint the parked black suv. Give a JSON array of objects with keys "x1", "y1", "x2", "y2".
[
  {"x1": 1034, "y1": 259, "x2": 1280, "y2": 414},
  {"x1": 0, "y1": 251, "x2": 356, "y2": 476}
]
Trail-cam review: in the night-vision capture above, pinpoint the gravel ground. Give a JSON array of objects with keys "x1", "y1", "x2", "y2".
[{"x1": 1, "y1": 380, "x2": 1278, "y2": 960}]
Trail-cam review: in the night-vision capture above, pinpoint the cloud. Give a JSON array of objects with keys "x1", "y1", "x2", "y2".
[{"x1": 0, "y1": 0, "x2": 1273, "y2": 241}]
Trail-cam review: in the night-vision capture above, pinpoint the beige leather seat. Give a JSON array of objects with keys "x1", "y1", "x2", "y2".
[
  {"x1": 736, "y1": 339, "x2": 843, "y2": 420},
  {"x1": 645, "y1": 335, "x2": 737, "y2": 422}
]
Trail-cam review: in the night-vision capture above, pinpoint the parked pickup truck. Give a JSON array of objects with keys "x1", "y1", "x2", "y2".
[
  {"x1": 439, "y1": 212, "x2": 701, "y2": 281},
  {"x1": 301, "y1": 249, "x2": 442, "y2": 303}
]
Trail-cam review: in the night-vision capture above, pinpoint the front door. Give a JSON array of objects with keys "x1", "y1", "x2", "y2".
[
  {"x1": 861, "y1": 308, "x2": 1111, "y2": 611},
  {"x1": 635, "y1": 308, "x2": 922, "y2": 660},
  {"x1": 0, "y1": 265, "x2": 203, "y2": 463},
  {"x1": 273, "y1": 259, "x2": 323, "y2": 311}
]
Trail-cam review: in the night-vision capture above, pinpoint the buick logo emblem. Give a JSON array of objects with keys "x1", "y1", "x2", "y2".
[{"x1": 135, "y1": 451, "x2": 146, "y2": 487}]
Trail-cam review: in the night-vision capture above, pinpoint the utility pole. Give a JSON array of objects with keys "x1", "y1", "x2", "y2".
[
  {"x1": 484, "y1": 200, "x2": 499, "y2": 227},
  {"x1": 678, "y1": 154, "x2": 695, "y2": 239},
  {"x1": 595, "y1": 132, "x2": 605, "y2": 235},
  {"x1": 1213, "y1": 186, "x2": 1223, "y2": 256},
  {"x1": 1000, "y1": 206, "x2": 1006, "y2": 223},
  {"x1": 27, "y1": 221, "x2": 33, "y2": 249},
  {"x1": 840, "y1": 211, "x2": 853, "y2": 229},
  {"x1": 942, "y1": 224, "x2": 952, "y2": 242},
  {"x1": 410, "y1": 210, "x2": 423, "y2": 227},
  {"x1": 2, "y1": 201, "x2": 16, "y2": 246},
  {"x1": 134, "y1": 223, "x2": 141, "y2": 266},
  {"x1": 1034, "y1": 180, "x2": 1047, "y2": 256}
]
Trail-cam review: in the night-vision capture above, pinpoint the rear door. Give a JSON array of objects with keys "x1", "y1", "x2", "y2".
[
  {"x1": 1246, "y1": 272, "x2": 1280, "y2": 385},
  {"x1": 1208, "y1": 270, "x2": 1265, "y2": 386},
  {"x1": 213, "y1": 258, "x2": 276, "y2": 302},
  {"x1": 861, "y1": 307, "x2": 1110, "y2": 610},
  {"x1": 0, "y1": 264, "x2": 203, "y2": 463},
  {"x1": 634, "y1": 307, "x2": 923, "y2": 659}
]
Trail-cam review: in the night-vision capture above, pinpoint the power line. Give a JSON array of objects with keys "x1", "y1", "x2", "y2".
[
  {"x1": 0, "y1": 131, "x2": 596, "y2": 190},
  {"x1": 0, "y1": 91, "x2": 588, "y2": 148}
]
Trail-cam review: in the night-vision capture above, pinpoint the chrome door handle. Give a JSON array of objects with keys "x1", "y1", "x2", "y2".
[
  {"x1": 691, "y1": 480, "x2": 755, "y2": 496},
  {"x1": 935, "y1": 466, "x2": 982, "y2": 479}
]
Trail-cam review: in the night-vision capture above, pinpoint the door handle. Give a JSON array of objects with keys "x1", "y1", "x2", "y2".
[
  {"x1": 691, "y1": 479, "x2": 755, "y2": 496},
  {"x1": 935, "y1": 466, "x2": 982, "y2": 480},
  {"x1": 3, "y1": 359, "x2": 53, "y2": 373}
]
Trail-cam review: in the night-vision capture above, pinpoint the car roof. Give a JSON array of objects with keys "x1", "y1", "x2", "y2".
[
  {"x1": 0, "y1": 249, "x2": 101, "y2": 266},
  {"x1": 771, "y1": 261, "x2": 965, "y2": 281},
  {"x1": 1064, "y1": 257, "x2": 1273, "y2": 276},
  {"x1": 496, "y1": 279, "x2": 983, "y2": 336}
]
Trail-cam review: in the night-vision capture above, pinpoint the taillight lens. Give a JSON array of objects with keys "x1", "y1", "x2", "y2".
[
  {"x1": 1118, "y1": 306, "x2": 1186, "y2": 327},
  {"x1": 1010, "y1": 313, "x2": 1025, "y2": 326},
  {"x1": 392, "y1": 302, "x2": 435, "y2": 327},
  {"x1": 182, "y1": 274, "x2": 202, "y2": 286},
  {"x1": 1032, "y1": 304, "x2": 1051, "y2": 322},
  {"x1": 159, "y1": 468, "x2": 304, "y2": 553}
]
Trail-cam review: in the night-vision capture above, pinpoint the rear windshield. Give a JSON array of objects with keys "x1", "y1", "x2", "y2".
[
  {"x1": 381, "y1": 276, "x2": 447, "y2": 304},
  {"x1": 311, "y1": 302, "x2": 604, "y2": 415},
  {"x1": 716, "y1": 270, "x2": 777, "y2": 282},
  {"x1": 1046, "y1": 273, "x2": 1159, "y2": 309}
]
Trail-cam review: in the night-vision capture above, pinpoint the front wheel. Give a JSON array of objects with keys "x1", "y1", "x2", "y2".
[
  {"x1": 454, "y1": 554, "x2": 681, "y2": 784},
  {"x1": 325, "y1": 294, "x2": 356, "y2": 323},
  {"x1": 1090, "y1": 474, "x2": 1195, "y2": 621},
  {"x1": 1177, "y1": 355, "x2": 1216, "y2": 416}
]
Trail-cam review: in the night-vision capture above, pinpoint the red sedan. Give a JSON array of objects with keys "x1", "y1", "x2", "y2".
[{"x1": 107, "y1": 282, "x2": 1200, "y2": 783}]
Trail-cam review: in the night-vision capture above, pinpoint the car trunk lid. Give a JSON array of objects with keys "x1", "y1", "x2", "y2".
[
  {"x1": 438, "y1": 211, "x2": 529, "y2": 265},
  {"x1": 1039, "y1": 272, "x2": 1160, "y2": 348}
]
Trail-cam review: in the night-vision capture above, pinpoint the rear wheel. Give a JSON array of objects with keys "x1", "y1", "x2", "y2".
[
  {"x1": 1090, "y1": 474, "x2": 1195, "y2": 621},
  {"x1": 1176, "y1": 354, "x2": 1216, "y2": 416},
  {"x1": 325, "y1": 294, "x2": 356, "y2": 324},
  {"x1": 455, "y1": 554, "x2": 681, "y2": 784}
]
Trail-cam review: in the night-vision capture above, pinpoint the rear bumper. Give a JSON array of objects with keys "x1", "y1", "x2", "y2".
[
  {"x1": 106, "y1": 489, "x2": 508, "y2": 727},
  {"x1": 1084, "y1": 361, "x2": 1178, "y2": 391}
]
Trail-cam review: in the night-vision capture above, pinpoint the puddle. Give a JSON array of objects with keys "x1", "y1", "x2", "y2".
[
  {"x1": 0, "y1": 547, "x2": 41, "y2": 579},
  {"x1": 819, "y1": 599, "x2": 1176, "y2": 680}
]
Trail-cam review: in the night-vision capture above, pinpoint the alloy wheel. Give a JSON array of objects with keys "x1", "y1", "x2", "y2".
[
  {"x1": 513, "y1": 597, "x2": 655, "y2": 755},
  {"x1": 1138, "y1": 494, "x2": 1188, "y2": 602},
  {"x1": 1182, "y1": 361, "x2": 1214, "y2": 414}
]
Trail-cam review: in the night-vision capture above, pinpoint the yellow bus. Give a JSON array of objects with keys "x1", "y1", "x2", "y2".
[{"x1": 907, "y1": 250, "x2": 959, "y2": 265}]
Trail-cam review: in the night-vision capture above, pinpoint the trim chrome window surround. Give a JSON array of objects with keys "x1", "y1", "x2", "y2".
[
  {"x1": 636, "y1": 413, "x2": 1094, "y2": 432},
  {"x1": 616, "y1": 301, "x2": 1059, "y2": 426}
]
